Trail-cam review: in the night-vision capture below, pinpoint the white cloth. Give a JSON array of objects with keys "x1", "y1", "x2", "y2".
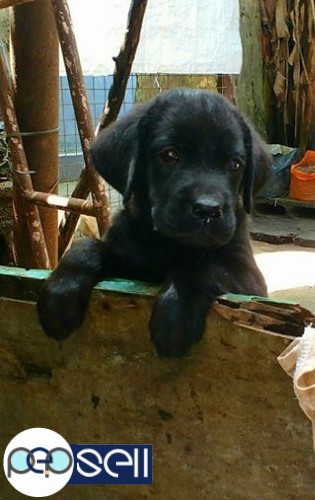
[
  {"x1": 61, "y1": 0, "x2": 242, "y2": 76},
  {"x1": 278, "y1": 326, "x2": 315, "y2": 452}
]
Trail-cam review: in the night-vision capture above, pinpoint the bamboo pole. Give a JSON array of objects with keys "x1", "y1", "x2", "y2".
[
  {"x1": 98, "y1": 0, "x2": 148, "y2": 132},
  {"x1": 26, "y1": 191, "x2": 97, "y2": 216},
  {"x1": 0, "y1": 51, "x2": 51, "y2": 269},
  {"x1": 11, "y1": 0, "x2": 59, "y2": 267},
  {"x1": 51, "y1": 0, "x2": 110, "y2": 257}
]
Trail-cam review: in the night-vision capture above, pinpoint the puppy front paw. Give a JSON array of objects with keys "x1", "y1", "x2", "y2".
[
  {"x1": 37, "y1": 280, "x2": 90, "y2": 340},
  {"x1": 150, "y1": 320, "x2": 196, "y2": 358},
  {"x1": 149, "y1": 291, "x2": 205, "y2": 358}
]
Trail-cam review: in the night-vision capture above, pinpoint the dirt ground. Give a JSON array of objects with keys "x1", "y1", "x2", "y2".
[{"x1": 252, "y1": 240, "x2": 315, "y2": 313}]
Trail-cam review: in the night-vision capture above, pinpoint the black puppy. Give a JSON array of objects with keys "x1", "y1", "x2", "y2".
[{"x1": 37, "y1": 88, "x2": 270, "y2": 357}]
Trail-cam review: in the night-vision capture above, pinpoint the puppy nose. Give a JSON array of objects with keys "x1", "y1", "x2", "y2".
[{"x1": 192, "y1": 201, "x2": 223, "y2": 221}]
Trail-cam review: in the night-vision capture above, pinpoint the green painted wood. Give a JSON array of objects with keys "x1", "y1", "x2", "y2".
[
  {"x1": 223, "y1": 292, "x2": 297, "y2": 305},
  {"x1": 0, "y1": 265, "x2": 158, "y2": 297},
  {"x1": 0, "y1": 266, "x2": 298, "y2": 305}
]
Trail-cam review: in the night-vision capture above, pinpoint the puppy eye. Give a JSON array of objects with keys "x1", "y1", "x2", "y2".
[
  {"x1": 159, "y1": 148, "x2": 179, "y2": 164},
  {"x1": 229, "y1": 158, "x2": 242, "y2": 172}
]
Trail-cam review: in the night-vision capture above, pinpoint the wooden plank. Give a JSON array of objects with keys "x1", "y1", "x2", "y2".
[
  {"x1": 0, "y1": 265, "x2": 312, "y2": 335},
  {"x1": 0, "y1": 270, "x2": 314, "y2": 498},
  {"x1": 0, "y1": 265, "x2": 158, "y2": 301},
  {"x1": 0, "y1": 263, "x2": 305, "y2": 304}
]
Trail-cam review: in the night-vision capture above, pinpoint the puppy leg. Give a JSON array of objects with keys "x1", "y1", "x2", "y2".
[
  {"x1": 37, "y1": 237, "x2": 109, "y2": 340},
  {"x1": 150, "y1": 273, "x2": 221, "y2": 357},
  {"x1": 37, "y1": 208, "x2": 163, "y2": 340}
]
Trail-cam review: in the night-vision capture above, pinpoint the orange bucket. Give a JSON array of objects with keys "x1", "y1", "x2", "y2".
[{"x1": 289, "y1": 150, "x2": 315, "y2": 201}]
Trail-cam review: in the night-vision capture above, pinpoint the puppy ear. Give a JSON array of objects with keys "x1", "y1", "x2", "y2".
[
  {"x1": 237, "y1": 115, "x2": 271, "y2": 213},
  {"x1": 90, "y1": 105, "x2": 148, "y2": 204}
]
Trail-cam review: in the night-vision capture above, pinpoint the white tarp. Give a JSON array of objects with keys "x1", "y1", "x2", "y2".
[{"x1": 63, "y1": 0, "x2": 242, "y2": 76}]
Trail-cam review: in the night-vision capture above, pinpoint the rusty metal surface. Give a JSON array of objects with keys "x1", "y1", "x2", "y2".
[{"x1": 11, "y1": 0, "x2": 59, "y2": 267}]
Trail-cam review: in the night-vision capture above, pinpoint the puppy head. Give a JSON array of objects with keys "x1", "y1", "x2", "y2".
[{"x1": 91, "y1": 89, "x2": 270, "y2": 248}]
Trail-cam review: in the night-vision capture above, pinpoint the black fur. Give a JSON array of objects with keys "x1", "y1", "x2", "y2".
[{"x1": 37, "y1": 89, "x2": 270, "y2": 357}]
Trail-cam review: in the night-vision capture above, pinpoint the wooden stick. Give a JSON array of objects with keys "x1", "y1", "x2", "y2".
[
  {"x1": 0, "y1": 0, "x2": 33, "y2": 9},
  {"x1": 55, "y1": 0, "x2": 148, "y2": 257},
  {"x1": 98, "y1": 0, "x2": 148, "y2": 131},
  {"x1": 0, "y1": 51, "x2": 51, "y2": 269},
  {"x1": 51, "y1": 0, "x2": 110, "y2": 256},
  {"x1": 26, "y1": 191, "x2": 97, "y2": 216}
]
